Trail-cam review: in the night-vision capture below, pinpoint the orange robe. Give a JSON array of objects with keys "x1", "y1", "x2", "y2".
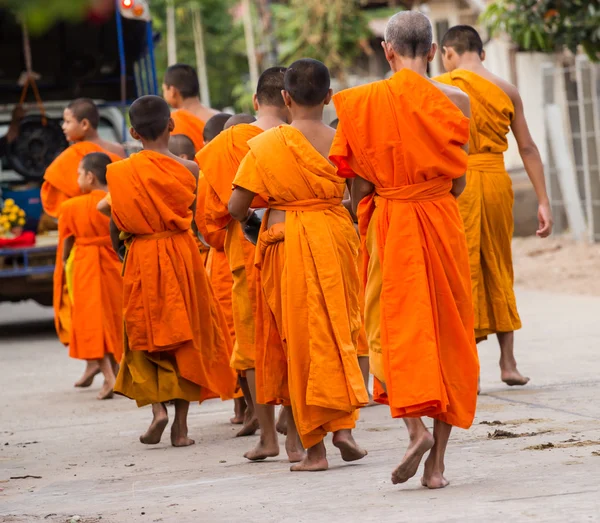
[
  {"x1": 330, "y1": 69, "x2": 479, "y2": 429},
  {"x1": 197, "y1": 124, "x2": 265, "y2": 372},
  {"x1": 107, "y1": 151, "x2": 237, "y2": 407},
  {"x1": 42, "y1": 142, "x2": 122, "y2": 345},
  {"x1": 171, "y1": 109, "x2": 205, "y2": 152},
  {"x1": 234, "y1": 126, "x2": 368, "y2": 448},
  {"x1": 58, "y1": 190, "x2": 123, "y2": 362},
  {"x1": 436, "y1": 70, "x2": 521, "y2": 338}
]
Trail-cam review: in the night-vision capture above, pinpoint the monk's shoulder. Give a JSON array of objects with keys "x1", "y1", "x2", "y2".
[
  {"x1": 487, "y1": 72, "x2": 519, "y2": 106},
  {"x1": 102, "y1": 141, "x2": 126, "y2": 159},
  {"x1": 434, "y1": 81, "x2": 470, "y2": 117},
  {"x1": 177, "y1": 156, "x2": 200, "y2": 179},
  {"x1": 433, "y1": 72, "x2": 453, "y2": 85}
]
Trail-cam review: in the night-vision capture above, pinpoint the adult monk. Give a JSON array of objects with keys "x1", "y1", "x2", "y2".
[
  {"x1": 229, "y1": 59, "x2": 369, "y2": 472},
  {"x1": 436, "y1": 25, "x2": 553, "y2": 387},
  {"x1": 197, "y1": 67, "x2": 303, "y2": 461},
  {"x1": 42, "y1": 98, "x2": 124, "y2": 386},
  {"x1": 107, "y1": 95, "x2": 237, "y2": 447},
  {"x1": 60, "y1": 152, "x2": 122, "y2": 399},
  {"x1": 330, "y1": 12, "x2": 479, "y2": 488},
  {"x1": 163, "y1": 64, "x2": 219, "y2": 151}
]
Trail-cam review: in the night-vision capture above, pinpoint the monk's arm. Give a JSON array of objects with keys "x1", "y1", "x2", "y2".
[
  {"x1": 109, "y1": 217, "x2": 123, "y2": 255},
  {"x1": 97, "y1": 198, "x2": 111, "y2": 218},
  {"x1": 510, "y1": 90, "x2": 553, "y2": 237},
  {"x1": 450, "y1": 92, "x2": 471, "y2": 199},
  {"x1": 343, "y1": 179, "x2": 358, "y2": 222},
  {"x1": 62, "y1": 235, "x2": 75, "y2": 264},
  {"x1": 229, "y1": 187, "x2": 256, "y2": 222},
  {"x1": 350, "y1": 175, "x2": 374, "y2": 217}
]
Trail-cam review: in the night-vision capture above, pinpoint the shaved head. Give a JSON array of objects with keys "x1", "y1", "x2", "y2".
[
  {"x1": 256, "y1": 66, "x2": 287, "y2": 108},
  {"x1": 202, "y1": 112, "x2": 231, "y2": 143},
  {"x1": 224, "y1": 113, "x2": 256, "y2": 130},
  {"x1": 384, "y1": 11, "x2": 433, "y2": 58},
  {"x1": 81, "y1": 152, "x2": 112, "y2": 184},
  {"x1": 67, "y1": 98, "x2": 99, "y2": 129},
  {"x1": 284, "y1": 59, "x2": 330, "y2": 107},
  {"x1": 169, "y1": 134, "x2": 196, "y2": 160},
  {"x1": 442, "y1": 25, "x2": 484, "y2": 55},
  {"x1": 129, "y1": 95, "x2": 171, "y2": 140}
]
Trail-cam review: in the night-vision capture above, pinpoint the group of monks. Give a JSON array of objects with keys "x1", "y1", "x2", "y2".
[{"x1": 40, "y1": 12, "x2": 553, "y2": 488}]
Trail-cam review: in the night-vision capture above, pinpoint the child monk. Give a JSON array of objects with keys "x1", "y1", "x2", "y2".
[
  {"x1": 169, "y1": 127, "x2": 250, "y2": 433},
  {"x1": 330, "y1": 11, "x2": 479, "y2": 488},
  {"x1": 229, "y1": 59, "x2": 369, "y2": 472},
  {"x1": 42, "y1": 98, "x2": 124, "y2": 387},
  {"x1": 198, "y1": 67, "x2": 304, "y2": 462},
  {"x1": 107, "y1": 95, "x2": 237, "y2": 447},
  {"x1": 59, "y1": 152, "x2": 123, "y2": 399},
  {"x1": 224, "y1": 113, "x2": 256, "y2": 129},
  {"x1": 436, "y1": 25, "x2": 553, "y2": 388},
  {"x1": 163, "y1": 64, "x2": 219, "y2": 151}
]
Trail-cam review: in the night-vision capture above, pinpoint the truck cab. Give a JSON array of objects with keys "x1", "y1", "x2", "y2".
[{"x1": 0, "y1": 0, "x2": 156, "y2": 306}]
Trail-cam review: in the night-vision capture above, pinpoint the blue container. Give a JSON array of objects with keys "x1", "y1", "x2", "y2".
[{"x1": 2, "y1": 187, "x2": 43, "y2": 222}]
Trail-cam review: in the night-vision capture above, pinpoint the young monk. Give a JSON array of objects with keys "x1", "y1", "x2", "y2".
[
  {"x1": 107, "y1": 95, "x2": 237, "y2": 447},
  {"x1": 163, "y1": 64, "x2": 219, "y2": 151},
  {"x1": 42, "y1": 98, "x2": 124, "y2": 386},
  {"x1": 197, "y1": 67, "x2": 304, "y2": 461},
  {"x1": 329, "y1": 12, "x2": 479, "y2": 488},
  {"x1": 59, "y1": 152, "x2": 123, "y2": 399},
  {"x1": 229, "y1": 58, "x2": 369, "y2": 472},
  {"x1": 224, "y1": 113, "x2": 256, "y2": 130},
  {"x1": 436, "y1": 25, "x2": 554, "y2": 387}
]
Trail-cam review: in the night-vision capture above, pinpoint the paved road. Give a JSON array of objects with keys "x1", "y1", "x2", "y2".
[{"x1": 1, "y1": 289, "x2": 599, "y2": 523}]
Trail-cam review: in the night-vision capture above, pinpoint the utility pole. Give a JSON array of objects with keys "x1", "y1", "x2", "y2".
[
  {"x1": 256, "y1": 0, "x2": 278, "y2": 68},
  {"x1": 166, "y1": 0, "x2": 177, "y2": 65},
  {"x1": 241, "y1": 0, "x2": 259, "y2": 88},
  {"x1": 191, "y1": 4, "x2": 210, "y2": 106}
]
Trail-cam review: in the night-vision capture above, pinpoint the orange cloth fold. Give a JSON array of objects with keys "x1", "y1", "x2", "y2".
[
  {"x1": 58, "y1": 190, "x2": 123, "y2": 362},
  {"x1": 234, "y1": 126, "x2": 368, "y2": 448},
  {"x1": 107, "y1": 151, "x2": 237, "y2": 407},
  {"x1": 42, "y1": 141, "x2": 122, "y2": 345},
  {"x1": 436, "y1": 70, "x2": 521, "y2": 337},
  {"x1": 197, "y1": 124, "x2": 265, "y2": 371},
  {"x1": 331, "y1": 69, "x2": 479, "y2": 429},
  {"x1": 171, "y1": 109, "x2": 205, "y2": 152}
]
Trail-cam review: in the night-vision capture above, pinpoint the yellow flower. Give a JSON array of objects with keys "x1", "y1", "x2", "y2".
[
  {"x1": 9, "y1": 213, "x2": 17, "y2": 222},
  {"x1": 18, "y1": 218, "x2": 26, "y2": 226},
  {"x1": 3, "y1": 222, "x2": 10, "y2": 231},
  {"x1": 18, "y1": 209, "x2": 25, "y2": 217},
  {"x1": 4, "y1": 198, "x2": 15, "y2": 207}
]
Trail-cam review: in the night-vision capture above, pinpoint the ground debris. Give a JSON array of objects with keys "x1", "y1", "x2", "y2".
[
  {"x1": 525, "y1": 440, "x2": 600, "y2": 451},
  {"x1": 592, "y1": 451, "x2": 600, "y2": 456},
  {"x1": 525, "y1": 442, "x2": 555, "y2": 450},
  {"x1": 479, "y1": 420, "x2": 503, "y2": 426},
  {"x1": 10, "y1": 475, "x2": 42, "y2": 480},
  {"x1": 487, "y1": 429, "x2": 548, "y2": 439}
]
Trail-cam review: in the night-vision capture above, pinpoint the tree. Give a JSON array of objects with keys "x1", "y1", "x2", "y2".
[{"x1": 482, "y1": 0, "x2": 600, "y2": 61}]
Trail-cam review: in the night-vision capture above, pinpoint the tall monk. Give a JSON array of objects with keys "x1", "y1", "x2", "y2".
[
  {"x1": 198, "y1": 68, "x2": 304, "y2": 462},
  {"x1": 163, "y1": 64, "x2": 219, "y2": 151},
  {"x1": 107, "y1": 95, "x2": 237, "y2": 447},
  {"x1": 436, "y1": 26, "x2": 553, "y2": 387},
  {"x1": 60, "y1": 152, "x2": 123, "y2": 399},
  {"x1": 330, "y1": 12, "x2": 479, "y2": 488},
  {"x1": 42, "y1": 98, "x2": 124, "y2": 387},
  {"x1": 230, "y1": 59, "x2": 369, "y2": 472}
]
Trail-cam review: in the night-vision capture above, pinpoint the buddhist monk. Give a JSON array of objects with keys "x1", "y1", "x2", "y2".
[
  {"x1": 107, "y1": 95, "x2": 237, "y2": 447},
  {"x1": 202, "y1": 113, "x2": 232, "y2": 144},
  {"x1": 163, "y1": 64, "x2": 219, "y2": 151},
  {"x1": 229, "y1": 58, "x2": 369, "y2": 472},
  {"x1": 42, "y1": 98, "x2": 124, "y2": 387},
  {"x1": 329, "y1": 12, "x2": 479, "y2": 488},
  {"x1": 224, "y1": 113, "x2": 256, "y2": 129},
  {"x1": 198, "y1": 67, "x2": 305, "y2": 461},
  {"x1": 97, "y1": 193, "x2": 112, "y2": 217},
  {"x1": 60, "y1": 152, "x2": 123, "y2": 399},
  {"x1": 436, "y1": 25, "x2": 553, "y2": 387}
]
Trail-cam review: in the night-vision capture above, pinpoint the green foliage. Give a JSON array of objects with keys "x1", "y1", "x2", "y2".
[
  {"x1": 272, "y1": 0, "x2": 372, "y2": 76},
  {"x1": 0, "y1": 0, "x2": 92, "y2": 32},
  {"x1": 482, "y1": 0, "x2": 600, "y2": 61}
]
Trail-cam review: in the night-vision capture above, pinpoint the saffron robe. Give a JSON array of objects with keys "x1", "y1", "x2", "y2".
[
  {"x1": 330, "y1": 69, "x2": 479, "y2": 429},
  {"x1": 107, "y1": 151, "x2": 237, "y2": 406},
  {"x1": 197, "y1": 124, "x2": 265, "y2": 372},
  {"x1": 171, "y1": 109, "x2": 205, "y2": 152},
  {"x1": 234, "y1": 125, "x2": 368, "y2": 448},
  {"x1": 435, "y1": 70, "x2": 521, "y2": 337},
  {"x1": 58, "y1": 190, "x2": 123, "y2": 362},
  {"x1": 42, "y1": 142, "x2": 122, "y2": 345}
]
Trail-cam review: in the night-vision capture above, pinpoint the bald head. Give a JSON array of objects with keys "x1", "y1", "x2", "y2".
[
  {"x1": 169, "y1": 134, "x2": 196, "y2": 160},
  {"x1": 203, "y1": 113, "x2": 231, "y2": 143},
  {"x1": 384, "y1": 11, "x2": 433, "y2": 59},
  {"x1": 442, "y1": 25, "x2": 484, "y2": 56},
  {"x1": 224, "y1": 113, "x2": 256, "y2": 130},
  {"x1": 129, "y1": 95, "x2": 171, "y2": 140}
]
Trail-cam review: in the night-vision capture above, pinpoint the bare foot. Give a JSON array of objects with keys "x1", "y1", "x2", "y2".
[
  {"x1": 391, "y1": 431, "x2": 434, "y2": 485},
  {"x1": 421, "y1": 472, "x2": 449, "y2": 489},
  {"x1": 244, "y1": 439, "x2": 280, "y2": 461},
  {"x1": 74, "y1": 362, "x2": 100, "y2": 388},
  {"x1": 362, "y1": 394, "x2": 379, "y2": 408},
  {"x1": 230, "y1": 397, "x2": 247, "y2": 425},
  {"x1": 477, "y1": 375, "x2": 481, "y2": 395},
  {"x1": 290, "y1": 443, "x2": 328, "y2": 472},
  {"x1": 139, "y1": 403, "x2": 168, "y2": 445},
  {"x1": 236, "y1": 416, "x2": 259, "y2": 437},
  {"x1": 501, "y1": 369, "x2": 530, "y2": 386},
  {"x1": 171, "y1": 426, "x2": 195, "y2": 447},
  {"x1": 332, "y1": 430, "x2": 368, "y2": 462},
  {"x1": 97, "y1": 379, "x2": 115, "y2": 400},
  {"x1": 276, "y1": 408, "x2": 288, "y2": 436},
  {"x1": 285, "y1": 434, "x2": 305, "y2": 463}
]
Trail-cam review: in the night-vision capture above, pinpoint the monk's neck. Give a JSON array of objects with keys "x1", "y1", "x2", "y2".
[
  {"x1": 82, "y1": 130, "x2": 101, "y2": 144},
  {"x1": 179, "y1": 97, "x2": 203, "y2": 113},
  {"x1": 454, "y1": 55, "x2": 486, "y2": 73},
  {"x1": 255, "y1": 108, "x2": 286, "y2": 131},
  {"x1": 390, "y1": 57, "x2": 429, "y2": 78}
]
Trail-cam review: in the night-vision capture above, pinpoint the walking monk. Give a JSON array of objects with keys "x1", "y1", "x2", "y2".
[
  {"x1": 330, "y1": 12, "x2": 479, "y2": 488},
  {"x1": 198, "y1": 68, "x2": 303, "y2": 460},
  {"x1": 436, "y1": 26, "x2": 553, "y2": 387},
  {"x1": 163, "y1": 64, "x2": 219, "y2": 151},
  {"x1": 229, "y1": 59, "x2": 369, "y2": 472},
  {"x1": 42, "y1": 98, "x2": 124, "y2": 387},
  {"x1": 107, "y1": 95, "x2": 237, "y2": 447},
  {"x1": 59, "y1": 152, "x2": 123, "y2": 399}
]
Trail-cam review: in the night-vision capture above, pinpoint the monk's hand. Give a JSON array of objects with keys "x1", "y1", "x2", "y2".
[{"x1": 537, "y1": 201, "x2": 553, "y2": 238}]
